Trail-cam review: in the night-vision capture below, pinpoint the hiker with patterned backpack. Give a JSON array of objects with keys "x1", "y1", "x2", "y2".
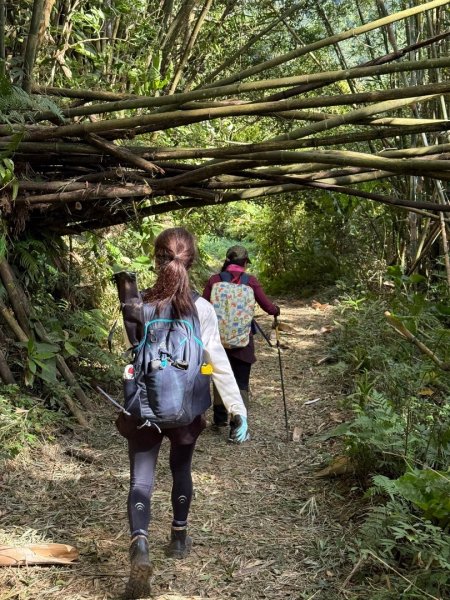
[
  {"x1": 203, "y1": 245, "x2": 280, "y2": 428},
  {"x1": 114, "y1": 228, "x2": 249, "y2": 599}
]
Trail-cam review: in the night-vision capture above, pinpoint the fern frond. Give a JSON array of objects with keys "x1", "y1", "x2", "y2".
[
  {"x1": 369, "y1": 475, "x2": 400, "y2": 500},
  {"x1": 0, "y1": 76, "x2": 64, "y2": 124}
]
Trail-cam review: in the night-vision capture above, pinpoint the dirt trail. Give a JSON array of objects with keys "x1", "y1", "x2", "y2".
[{"x1": 0, "y1": 299, "x2": 356, "y2": 600}]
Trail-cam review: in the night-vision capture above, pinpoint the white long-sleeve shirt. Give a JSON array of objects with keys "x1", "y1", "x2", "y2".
[{"x1": 195, "y1": 296, "x2": 247, "y2": 419}]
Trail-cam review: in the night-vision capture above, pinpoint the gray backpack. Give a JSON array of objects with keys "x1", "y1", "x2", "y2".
[{"x1": 123, "y1": 299, "x2": 211, "y2": 430}]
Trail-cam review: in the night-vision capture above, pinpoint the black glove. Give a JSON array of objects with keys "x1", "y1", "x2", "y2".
[
  {"x1": 228, "y1": 415, "x2": 250, "y2": 443},
  {"x1": 274, "y1": 305, "x2": 281, "y2": 317}
]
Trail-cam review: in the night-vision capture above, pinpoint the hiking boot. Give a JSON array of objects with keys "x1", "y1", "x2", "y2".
[
  {"x1": 211, "y1": 420, "x2": 228, "y2": 431},
  {"x1": 124, "y1": 535, "x2": 152, "y2": 599},
  {"x1": 165, "y1": 526, "x2": 192, "y2": 559}
]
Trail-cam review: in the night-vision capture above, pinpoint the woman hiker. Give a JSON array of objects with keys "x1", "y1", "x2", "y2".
[
  {"x1": 202, "y1": 244, "x2": 280, "y2": 428},
  {"x1": 116, "y1": 228, "x2": 249, "y2": 599}
]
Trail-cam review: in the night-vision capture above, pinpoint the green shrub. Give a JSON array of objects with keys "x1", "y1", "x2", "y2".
[
  {"x1": 0, "y1": 386, "x2": 63, "y2": 458},
  {"x1": 330, "y1": 280, "x2": 450, "y2": 599}
]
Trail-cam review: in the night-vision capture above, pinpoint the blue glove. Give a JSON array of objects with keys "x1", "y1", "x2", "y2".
[{"x1": 228, "y1": 415, "x2": 250, "y2": 443}]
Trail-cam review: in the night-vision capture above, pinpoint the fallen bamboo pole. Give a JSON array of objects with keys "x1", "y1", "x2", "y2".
[
  {"x1": 385, "y1": 311, "x2": 450, "y2": 370},
  {"x1": 86, "y1": 134, "x2": 164, "y2": 175},
  {"x1": 6, "y1": 121, "x2": 450, "y2": 162},
  {"x1": 0, "y1": 260, "x2": 31, "y2": 337},
  {"x1": 201, "y1": 0, "x2": 450, "y2": 88},
  {"x1": 15, "y1": 184, "x2": 153, "y2": 205},
  {"x1": 30, "y1": 55, "x2": 450, "y2": 122}
]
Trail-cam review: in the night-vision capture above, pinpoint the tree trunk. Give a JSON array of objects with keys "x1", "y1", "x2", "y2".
[
  {"x1": 22, "y1": 0, "x2": 46, "y2": 92},
  {"x1": 0, "y1": 347, "x2": 15, "y2": 384},
  {"x1": 0, "y1": 0, "x2": 5, "y2": 78},
  {"x1": 168, "y1": 0, "x2": 213, "y2": 94}
]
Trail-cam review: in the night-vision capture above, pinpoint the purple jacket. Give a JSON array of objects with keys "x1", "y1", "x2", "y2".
[{"x1": 202, "y1": 270, "x2": 279, "y2": 364}]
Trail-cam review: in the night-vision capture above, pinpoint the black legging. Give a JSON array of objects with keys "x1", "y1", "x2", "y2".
[
  {"x1": 127, "y1": 437, "x2": 196, "y2": 538},
  {"x1": 213, "y1": 355, "x2": 252, "y2": 424},
  {"x1": 227, "y1": 355, "x2": 252, "y2": 390}
]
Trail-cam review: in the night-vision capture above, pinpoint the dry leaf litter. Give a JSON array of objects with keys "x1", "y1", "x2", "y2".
[{"x1": 0, "y1": 300, "x2": 359, "y2": 600}]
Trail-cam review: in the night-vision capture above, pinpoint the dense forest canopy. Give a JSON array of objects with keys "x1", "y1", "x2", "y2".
[{"x1": 0, "y1": 0, "x2": 449, "y2": 236}]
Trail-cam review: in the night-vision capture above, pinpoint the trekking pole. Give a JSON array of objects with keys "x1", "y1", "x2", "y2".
[
  {"x1": 96, "y1": 385, "x2": 131, "y2": 415},
  {"x1": 274, "y1": 316, "x2": 290, "y2": 441},
  {"x1": 253, "y1": 318, "x2": 273, "y2": 347}
]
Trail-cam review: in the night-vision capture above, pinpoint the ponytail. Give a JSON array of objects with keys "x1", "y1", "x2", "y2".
[{"x1": 142, "y1": 228, "x2": 196, "y2": 318}]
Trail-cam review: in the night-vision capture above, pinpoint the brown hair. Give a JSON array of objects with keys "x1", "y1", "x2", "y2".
[{"x1": 142, "y1": 227, "x2": 196, "y2": 318}]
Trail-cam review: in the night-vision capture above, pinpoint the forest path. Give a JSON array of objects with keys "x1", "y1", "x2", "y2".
[{"x1": 0, "y1": 298, "x2": 357, "y2": 600}]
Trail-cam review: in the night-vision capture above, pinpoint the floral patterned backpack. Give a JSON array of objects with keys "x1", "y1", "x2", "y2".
[{"x1": 210, "y1": 272, "x2": 255, "y2": 349}]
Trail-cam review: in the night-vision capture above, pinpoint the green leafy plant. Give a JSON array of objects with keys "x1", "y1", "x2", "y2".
[
  {"x1": 331, "y1": 278, "x2": 450, "y2": 599},
  {"x1": 0, "y1": 75, "x2": 63, "y2": 124},
  {"x1": 357, "y1": 497, "x2": 450, "y2": 598},
  {"x1": 0, "y1": 386, "x2": 62, "y2": 458},
  {"x1": 394, "y1": 469, "x2": 450, "y2": 526},
  {"x1": 20, "y1": 339, "x2": 58, "y2": 387}
]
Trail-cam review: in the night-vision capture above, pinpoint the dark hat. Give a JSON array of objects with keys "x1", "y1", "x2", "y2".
[{"x1": 226, "y1": 245, "x2": 251, "y2": 264}]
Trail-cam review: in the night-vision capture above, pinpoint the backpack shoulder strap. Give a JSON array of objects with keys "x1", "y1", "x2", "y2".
[
  {"x1": 219, "y1": 271, "x2": 233, "y2": 282},
  {"x1": 142, "y1": 301, "x2": 158, "y2": 323},
  {"x1": 219, "y1": 271, "x2": 251, "y2": 285}
]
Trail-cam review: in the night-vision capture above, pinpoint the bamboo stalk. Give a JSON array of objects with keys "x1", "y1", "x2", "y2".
[
  {"x1": 0, "y1": 0, "x2": 5, "y2": 78},
  {"x1": 30, "y1": 55, "x2": 450, "y2": 122},
  {"x1": 60, "y1": 393, "x2": 89, "y2": 427},
  {"x1": 55, "y1": 178, "x2": 447, "y2": 235},
  {"x1": 86, "y1": 134, "x2": 164, "y2": 175},
  {"x1": 15, "y1": 183, "x2": 153, "y2": 205},
  {"x1": 233, "y1": 172, "x2": 450, "y2": 215},
  {"x1": 406, "y1": 222, "x2": 441, "y2": 275},
  {"x1": 167, "y1": 0, "x2": 213, "y2": 94},
  {"x1": 270, "y1": 97, "x2": 446, "y2": 143},
  {"x1": 22, "y1": 0, "x2": 46, "y2": 93},
  {"x1": 0, "y1": 299, "x2": 28, "y2": 342},
  {"x1": 200, "y1": 0, "x2": 450, "y2": 88},
  {"x1": 263, "y1": 29, "x2": 450, "y2": 103},
  {"x1": 439, "y1": 209, "x2": 450, "y2": 292},
  {"x1": 315, "y1": 0, "x2": 358, "y2": 95},
  {"x1": 0, "y1": 259, "x2": 31, "y2": 336},
  {"x1": 385, "y1": 311, "x2": 450, "y2": 370},
  {"x1": 31, "y1": 84, "x2": 137, "y2": 101},
  {"x1": 0, "y1": 347, "x2": 15, "y2": 384},
  {"x1": 6, "y1": 121, "x2": 450, "y2": 162},
  {"x1": 38, "y1": 0, "x2": 57, "y2": 49},
  {"x1": 149, "y1": 138, "x2": 450, "y2": 191}
]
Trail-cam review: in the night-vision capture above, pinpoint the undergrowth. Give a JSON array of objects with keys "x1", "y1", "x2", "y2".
[
  {"x1": 329, "y1": 272, "x2": 450, "y2": 599},
  {"x1": 0, "y1": 386, "x2": 65, "y2": 458}
]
